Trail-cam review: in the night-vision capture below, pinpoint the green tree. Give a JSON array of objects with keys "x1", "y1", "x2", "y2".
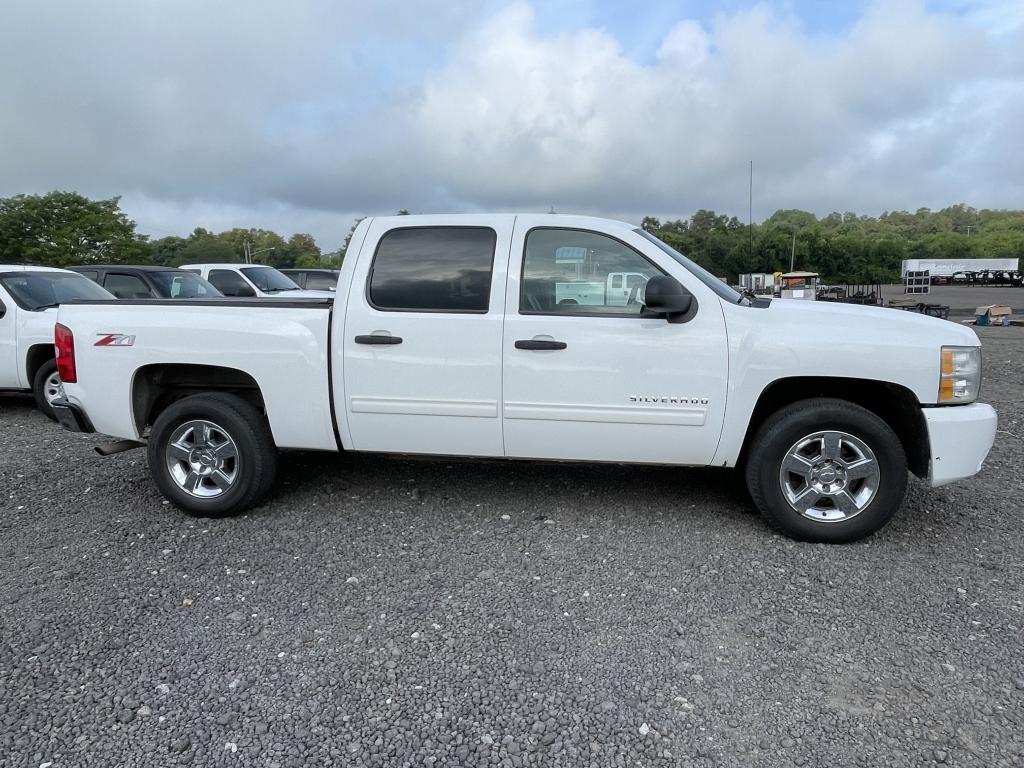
[
  {"x1": 175, "y1": 228, "x2": 237, "y2": 265},
  {"x1": 0, "y1": 191, "x2": 148, "y2": 265}
]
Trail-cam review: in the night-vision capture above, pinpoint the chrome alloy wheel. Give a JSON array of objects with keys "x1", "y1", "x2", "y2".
[
  {"x1": 165, "y1": 420, "x2": 239, "y2": 498},
  {"x1": 44, "y1": 371, "x2": 65, "y2": 405},
  {"x1": 779, "y1": 430, "x2": 880, "y2": 522}
]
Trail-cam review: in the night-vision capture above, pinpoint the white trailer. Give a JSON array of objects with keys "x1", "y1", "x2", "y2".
[{"x1": 900, "y1": 258, "x2": 1019, "y2": 277}]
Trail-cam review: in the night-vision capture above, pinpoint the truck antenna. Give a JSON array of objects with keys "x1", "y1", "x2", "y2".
[{"x1": 748, "y1": 160, "x2": 753, "y2": 265}]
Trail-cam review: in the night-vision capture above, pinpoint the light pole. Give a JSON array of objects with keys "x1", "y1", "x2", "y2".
[{"x1": 243, "y1": 241, "x2": 276, "y2": 264}]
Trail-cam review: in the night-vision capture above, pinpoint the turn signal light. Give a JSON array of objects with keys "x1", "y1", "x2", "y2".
[
  {"x1": 937, "y1": 346, "x2": 980, "y2": 404},
  {"x1": 54, "y1": 323, "x2": 77, "y2": 384}
]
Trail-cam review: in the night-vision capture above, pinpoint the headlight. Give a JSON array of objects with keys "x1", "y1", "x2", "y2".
[{"x1": 938, "y1": 346, "x2": 981, "y2": 404}]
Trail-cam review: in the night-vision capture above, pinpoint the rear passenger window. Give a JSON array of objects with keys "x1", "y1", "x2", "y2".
[
  {"x1": 368, "y1": 227, "x2": 496, "y2": 312},
  {"x1": 305, "y1": 273, "x2": 337, "y2": 291},
  {"x1": 208, "y1": 270, "x2": 251, "y2": 296},
  {"x1": 104, "y1": 273, "x2": 152, "y2": 299}
]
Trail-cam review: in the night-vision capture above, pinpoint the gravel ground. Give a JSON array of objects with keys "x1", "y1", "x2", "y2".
[{"x1": 1, "y1": 326, "x2": 1022, "y2": 767}]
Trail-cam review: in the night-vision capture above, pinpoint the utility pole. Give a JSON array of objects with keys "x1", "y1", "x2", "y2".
[
  {"x1": 965, "y1": 225, "x2": 973, "y2": 236},
  {"x1": 790, "y1": 230, "x2": 797, "y2": 272}
]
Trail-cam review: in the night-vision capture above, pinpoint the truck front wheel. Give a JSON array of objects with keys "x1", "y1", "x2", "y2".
[
  {"x1": 745, "y1": 398, "x2": 907, "y2": 543},
  {"x1": 148, "y1": 393, "x2": 278, "y2": 517},
  {"x1": 32, "y1": 359, "x2": 62, "y2": 421}
]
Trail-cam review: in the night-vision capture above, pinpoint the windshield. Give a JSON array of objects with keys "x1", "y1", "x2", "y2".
[
  {"x1": 635, "y1": 229, "x2": 743, "y2": 304},
  {"x1": 240, "y1": 266, "x2": 300, "y2": 292},
  {"x1": 149, "y1": 270, "x2": 223, "y2": 299},
  {"x1": 0, "y1": 271, "x2": 114, "y2": 310}
]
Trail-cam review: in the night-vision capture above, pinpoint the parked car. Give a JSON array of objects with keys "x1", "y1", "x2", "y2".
[
  {"x1": 180, "y1": 264, "x2": 334, "y2": 298},
  {"x1": 280, "y1": 268, "x2": 340, "y2": 291},
  {"x1": 69, "y1": 265, "x2": 223, "y2": 299},
  {"x1": 0, "y1": 265, "x2": 114, "y2": 418},
  {"x1": 52, "y1": 214, "x2": 996, "y2": 543}
]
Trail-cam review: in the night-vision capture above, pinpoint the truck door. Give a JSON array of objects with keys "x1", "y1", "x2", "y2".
[
  {"x1": 502, "y1": 223, "x2": 729, "y2": 465},
  {"x1": 0, "y1": 287, "x2": 19, "y2": 388},
  {"x1": 341, "y1": 217, "x2": 512, "y2": 456}
]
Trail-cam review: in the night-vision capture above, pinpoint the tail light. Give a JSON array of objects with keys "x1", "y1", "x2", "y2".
[{"x1": 54, "y1": 323, "x2": 77, "y2": 384}]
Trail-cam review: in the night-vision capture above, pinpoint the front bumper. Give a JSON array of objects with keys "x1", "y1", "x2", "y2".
[
  {"x1": 52, "y1": 398, "x2": 95, "y2": 434},
  {"x1": 923, "y1": 402, "x2": 996, "y2": 487}
]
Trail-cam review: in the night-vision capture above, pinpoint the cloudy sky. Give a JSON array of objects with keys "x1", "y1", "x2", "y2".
[{"x1": 1, "y1": 0, "x2": 1022, "y2": 249}]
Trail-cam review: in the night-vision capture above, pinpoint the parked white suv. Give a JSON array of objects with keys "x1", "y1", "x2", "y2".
[
  {"x1": 181, "y1": 264, "x2": 334, "y2": 299},
  {"x1": 54, "y1": 214, "x2": 997, "y2": 543},
  {"x1": 0, "y1": 265, "x2": 114, "y2": 418}
]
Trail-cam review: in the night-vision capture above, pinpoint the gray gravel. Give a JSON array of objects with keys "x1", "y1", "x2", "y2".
[{"x1": 1, "y1": 326, "x2": 1023, "y2": 767}]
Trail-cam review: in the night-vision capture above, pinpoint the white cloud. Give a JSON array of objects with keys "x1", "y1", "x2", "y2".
[
  {"x1": 413, "y1": 0, "x2": 1012, "y2": 221},
  {"x1": 0, "y1": 0, "x2": 1021, "y2": 244}
]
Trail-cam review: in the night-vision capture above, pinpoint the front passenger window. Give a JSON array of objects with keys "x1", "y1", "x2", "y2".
[{"x1": 521, "y1": 229, "x2": 662, "y2": 316}]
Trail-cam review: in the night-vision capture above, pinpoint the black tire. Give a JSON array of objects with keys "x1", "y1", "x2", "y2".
[
  {"x1": 745, "y1": 398, "x2": 907, "y2": 543},
  {"x1": 32, "y1": 359, "x2": 60, "y2": 421},
  {"x1": 147, "y1": 393, "x2": 278, "y2": 517}
]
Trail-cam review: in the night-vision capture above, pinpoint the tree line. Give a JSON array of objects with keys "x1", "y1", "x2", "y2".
[{"x1": 3, "y1": 191, "x2": 1023, "y2": 284}]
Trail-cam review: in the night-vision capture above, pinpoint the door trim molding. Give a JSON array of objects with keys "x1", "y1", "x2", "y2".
[
  {"x1": 351, "y1": 396, "x2": 498, "y2": 418},
  {"x1": 503, "y1": 402, "x2": 706, "y2": 426}
]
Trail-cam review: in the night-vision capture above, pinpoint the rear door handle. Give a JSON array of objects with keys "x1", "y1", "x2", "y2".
[
  {"x1": 355, "y1": 334, "x2": 403, "y2": 345},
  {"x1": 515, "y1": 339, "x2": 567, "y2": 350}
]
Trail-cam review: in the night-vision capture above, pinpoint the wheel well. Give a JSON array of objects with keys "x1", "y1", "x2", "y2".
[
  {"x1": 132, "y1": 364, "x2": 265, "y2": 434},
  {"x1": 740, "y1": 377, "x2": 929, "y2": 478},
  {"x1": 25, "y1": 344, "x2": 55, "y2": 386}
]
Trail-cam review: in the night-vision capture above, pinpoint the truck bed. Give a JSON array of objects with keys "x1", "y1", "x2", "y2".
[{"x1": 58, "y1": 299, "x2": 338, "y2": 451}]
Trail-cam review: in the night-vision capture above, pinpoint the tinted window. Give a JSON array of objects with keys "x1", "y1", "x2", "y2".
[
  {"x1": 208, "y1": 270, "x2": 252, "y2": 296},
  {"x1": 104, "y1": 273, "x2": 153, "y2": 299},
  {"x1": 76, "y1": 270, "x2": 99, "y2": 281},
  {"x1": 521, "y1": 229, "x2": 662, "y2": 316},
  {"x1": 304, "y1": 273, "x2": 337, "y2": 290},
  {"x1": 149, "y1": 271, "x2": 222, "y2": 299},
  {"x1": 0, "y1": 272, "x2": 113, "y2": 310},
  {"x1": 369, "y1": 227, "x2": 495, "y2": 312},
  {"x1": 240, "y1": 267, "x2": 299, "y2": 292}
]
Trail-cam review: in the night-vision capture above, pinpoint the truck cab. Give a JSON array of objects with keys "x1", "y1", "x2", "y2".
[
  {"x1": 69, "y1": 265, "x2": 223, "y2": 299},
  {"x1": 181, "y1": 263, "x2": 334, "y2": 299},
  {"x1": 0, "y1": 265, "x2": 114, "y2": 418}
]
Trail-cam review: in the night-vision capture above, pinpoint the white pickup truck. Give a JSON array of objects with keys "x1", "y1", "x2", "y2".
[
  {"x1": 52, "y1": 214, "x2": 997, "y2": 543},
  {"x1": 0, "y1": 265, "x2": 114, "y2": 418}
]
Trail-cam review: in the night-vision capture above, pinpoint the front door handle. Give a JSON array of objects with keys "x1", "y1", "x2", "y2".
[
  {"x1": 355, "y1": 334, "x2": 403, "y2": 345},
  {"x1": 515, "y1": 339, "x2": 567, "y2": 350}
]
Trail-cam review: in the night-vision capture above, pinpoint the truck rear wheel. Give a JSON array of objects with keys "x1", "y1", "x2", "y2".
[
  {"x1": 745, "y1": 398, "x2": 907, "y2": 543},
  {"x1": 147, "y1": 393, "x2": 277, "y2": 517}
]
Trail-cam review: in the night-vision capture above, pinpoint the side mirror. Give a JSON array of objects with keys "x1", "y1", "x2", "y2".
[
  {"x1": 235, "y1": 284, "x2": 257, "y2": 298},
  {"x1": 643, "y1": 275, "x2": 695, "y2": 323}
]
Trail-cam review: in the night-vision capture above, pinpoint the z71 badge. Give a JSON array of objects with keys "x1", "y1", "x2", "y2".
[{"x1": 94, "y1": 334, "x2": 135, "y2": 347}]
